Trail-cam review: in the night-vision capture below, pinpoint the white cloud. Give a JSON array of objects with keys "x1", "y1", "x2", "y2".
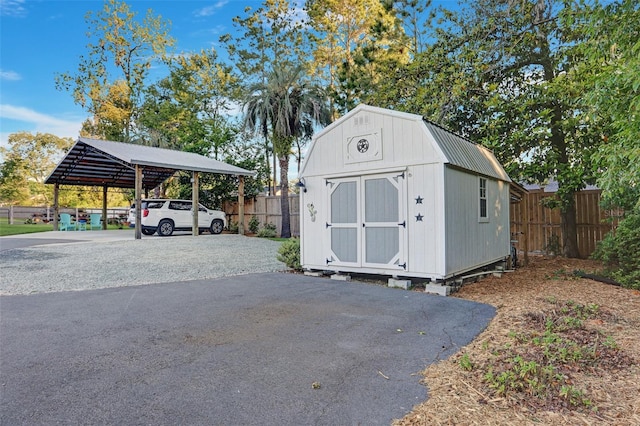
[
  {"x1": 194, "y1": 1, "x2": 229, "y2": 18},
  {"x1": 0, "y1": 104, "x2": 83, "y2": 149},
  {"x1": 0, "y1": 0, "x2": 27, "y2": 17},
  {"x1": 0, "y1": 69, "x2": 21, "y2": 80}
]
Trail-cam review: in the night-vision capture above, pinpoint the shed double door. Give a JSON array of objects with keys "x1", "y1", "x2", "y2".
[{"x1": 326, "y1": 173, "x2": 406, "y2": 270}]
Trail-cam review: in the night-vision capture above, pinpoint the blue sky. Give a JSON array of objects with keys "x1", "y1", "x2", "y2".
[{"x1": 0, "y1": 0, "x2": 265, "y2": 151}]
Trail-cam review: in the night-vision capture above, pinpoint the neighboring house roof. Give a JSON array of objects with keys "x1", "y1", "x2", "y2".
[
  {"x1": 46, "y1": 137, "x2": 255, "y2": 189},
  {"x1": 523, "y1": 180, "x2": 600, "y2": 193}
]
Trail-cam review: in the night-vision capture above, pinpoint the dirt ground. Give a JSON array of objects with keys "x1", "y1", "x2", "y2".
[{"x1": 394, "y1": 256, "x2": 640, "y2": 425}]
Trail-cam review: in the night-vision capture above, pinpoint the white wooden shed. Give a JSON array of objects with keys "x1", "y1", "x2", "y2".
[{"x1": 298, "y1": 104, "x2": 512, "y2": 282}]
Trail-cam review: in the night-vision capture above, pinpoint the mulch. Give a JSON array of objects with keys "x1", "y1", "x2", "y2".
[{"x1": 394, "y1": 256, "x2": 640, "y2": 425}]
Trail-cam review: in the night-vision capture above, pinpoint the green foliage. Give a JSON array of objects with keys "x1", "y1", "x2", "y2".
[
  {"x1": 307, "y1": 0, "x2": 410, "y2": 113},
  {"x1": 248, "y1": 216, "x2": 260, "y2": 234},
  {"x1": 358, "y1": 0, "x2": 609, "y2": 258},
  {"x1": 0, "y1": 132, "x2": 73, "y2": 205},
  {"x1": 256, "y1": 222, "x2": 277, "y2": 238},
  {"x1": 277, "y1": 238, "x2": 301, "y2": 270},
  {"x1": 228, "y1": 220, "x2": 239, "y2": 234},
  {"x1": 137, "y1": 50, "x2": 239, "y2": 153},
  {"x1": 458, "y1": 353, "x2": 473, "y2": 371},
  {"x1": 571, "y1": 0, "x2": 640, "y2": 211},
  {"x1": 0, "y1": 222, "x2": 54, "y2": 237},
  {"x1": 242, "y1": 64, "x2": 331, "y2": 238},
  {"x1": 592, "y1": 211, "x2": 640, "y2": 289},
  {"x1": 470, "y1": 298, "x2": 631, "y2": 412},
  {"x1": 55, "y1": 0, "x2": 175, "y2": 141}
]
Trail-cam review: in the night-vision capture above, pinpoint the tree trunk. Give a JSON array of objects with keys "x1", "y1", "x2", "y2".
[
  {"x1": 279, "y1": 155, "x2": 291, "y2": 238},
  {"x1": 264, "y1": 135, "x2": 272, "y2": 196},
  {"x1": 561, "y1": 194, "x2": 581, "y2": 258}
]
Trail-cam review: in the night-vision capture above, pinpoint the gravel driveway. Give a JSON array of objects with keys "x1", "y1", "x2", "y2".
[{"x1": 0, "y1": 234, "x2": 284, "y2": 295}]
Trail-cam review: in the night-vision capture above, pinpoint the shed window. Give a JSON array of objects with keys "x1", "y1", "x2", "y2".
[{"x1": 479, "y1": 177, "x2": 488, "y2": 222}]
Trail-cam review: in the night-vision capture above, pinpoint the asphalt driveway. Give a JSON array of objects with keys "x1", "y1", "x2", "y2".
[{"x1": 0, "y1": 272, "x2": 495, "y2": 425}]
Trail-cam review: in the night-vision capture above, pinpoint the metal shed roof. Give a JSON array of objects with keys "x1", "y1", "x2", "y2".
[
  {"x1": 45, "y1": 137, "x2": 255, "y2": 189},
  {"x1": 423, "y1": 120, "x2": 511, "y2": 182}
]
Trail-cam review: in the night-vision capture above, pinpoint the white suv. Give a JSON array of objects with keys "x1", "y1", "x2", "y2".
[{"x1": 140, "y1": 199, "x2": 226, "y2": 236}]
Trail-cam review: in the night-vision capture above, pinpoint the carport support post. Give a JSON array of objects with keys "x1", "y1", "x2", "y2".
[
  {"x1": 238, "y1": 175, "x2": 245, "y2": 235},
  {"x1": 192, "y1": 171, "x2": 199, "y2": 236},
  {"x1": 53, "y1": 183, "x2": 59, "y2": 231},
  {"x1": 135, "y1": 165, "x2": 142, "y2": 240},
  {"x1": 102, "y1": 185, "x2": 108, "y2": 230}
]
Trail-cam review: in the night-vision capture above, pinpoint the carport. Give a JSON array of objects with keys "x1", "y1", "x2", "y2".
[{"x1": 45, "y1": 137, "x2": 255, "y2": 239}]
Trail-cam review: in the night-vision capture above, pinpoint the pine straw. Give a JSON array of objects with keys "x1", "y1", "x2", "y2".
[{"x1": 394, "y1": 256, "x2": 640, "y2": 426}]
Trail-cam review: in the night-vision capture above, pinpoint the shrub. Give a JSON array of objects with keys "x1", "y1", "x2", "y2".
[
  {"x1": 248, "y1": 215, "x2": 260, "y2": 234},
  {"x1": 592, "y1": 210, "x2": 640, "y2": 289},
  {"x1": 256, "y1": 222, "x2": 277, "y2": 238},
  {"x1": 277, "y1": 238, "x2": 301, "y2": 270},
  {"x1": 228, "y1": 220, "x2": 238, "y2": 234}
]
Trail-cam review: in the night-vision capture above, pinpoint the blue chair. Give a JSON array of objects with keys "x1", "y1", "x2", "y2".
[
  {"x1": 59, "y1": 213, "x2": 76, "y2": 231},
  {"x1": 88, "y1": 213, "x2": 102, "y2": 230}
]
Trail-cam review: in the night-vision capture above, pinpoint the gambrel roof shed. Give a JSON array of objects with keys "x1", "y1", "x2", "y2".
[
  {"x1": 299, "y1": 104, "x2": 512, "y2": 282},
  {"x1": 300, "y1": 105, "x2": 510, "y2": 183}
]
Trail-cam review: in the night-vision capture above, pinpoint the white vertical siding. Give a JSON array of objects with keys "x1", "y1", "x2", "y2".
[
  {"x1": 300, "y1": 104, "x2": 512, "y2": 279},
  {"x1": 299, "y1": 176, "x2": 330, "y2": 269},
  {"x1": 406, "y1": 163, "x2": 447, "y2": 276},
  {"x1": 443, "y1": 168, "x2": 510, "y2": 276},
  {"x1": 302, "y1": 110, "x2": 443, "y2": 178}
]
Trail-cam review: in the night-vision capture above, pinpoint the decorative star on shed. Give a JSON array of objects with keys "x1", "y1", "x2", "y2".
[
  {"x1": 415, "y1": 213, "x2": 424, "y2": 222},
  {"x1": 415, "y1": 196, "x2": 423, "y2": 204}
]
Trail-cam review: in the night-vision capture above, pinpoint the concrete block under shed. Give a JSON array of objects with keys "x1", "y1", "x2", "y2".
[
  {"x1": 424, "y1": 283, "x2": 453, "y2": 296},
  {"x1": 388, "y1": 278, "x2": 411, "y2": 290},
  {"x1": 331, "y1": 274, "x2": 351, "y2": 281},
  {"x1": 304, "y1": 271, "x2": 324, "y2": 277}
]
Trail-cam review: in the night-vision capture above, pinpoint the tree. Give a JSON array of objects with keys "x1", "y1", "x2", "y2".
[
  {"x1": 571, "y1": 0, "x2": 640, "y2": 211},
  {"x1": 138, "y1": 49, "x2": 239, "y2": 155},
  {"x1": 243, "y1": 65, "x2": 330, "y2": 238},
  {"x1": 306, "y1": 0, "x2": 408, "y2": 112},
  {"x1": 221, "y1": 0, "x2": 310, "y2": 195},
  {"x1": 386, "y1": 0, "x2": 433, "y2": 55},
  {"x1": 367, "y1": 0, "x2": 605, "y2": 258},
  {"x1": 0, "y1": 132, "x2": 73, "y2": 205},
  {"x1": 168, "y1": 138, "x2": 270, "y2": 211},
  {"x1": 56, "y1": 0, "x2": 174, "y2": 141}
]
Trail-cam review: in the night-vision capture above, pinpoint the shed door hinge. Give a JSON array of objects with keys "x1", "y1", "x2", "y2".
[{"x1": 398, "y1": 220, "x2": 406, "y2": 228}]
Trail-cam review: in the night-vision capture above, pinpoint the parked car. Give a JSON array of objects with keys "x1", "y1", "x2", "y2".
[{"x1": 140, "y1": 199, "x2": 226, "y2": 236}]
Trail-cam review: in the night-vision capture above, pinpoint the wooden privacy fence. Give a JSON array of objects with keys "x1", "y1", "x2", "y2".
[
  {"x1": 224, "y1": 195, "x2": 300, "y2": 236},
  {"x1": 510, "y1": 189, "x2": 622, "y2": 259}
]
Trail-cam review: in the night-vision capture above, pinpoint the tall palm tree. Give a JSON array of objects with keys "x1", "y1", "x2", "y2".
[{"x1": 243, "y1": 65, "x2": 331, "y2": 238}]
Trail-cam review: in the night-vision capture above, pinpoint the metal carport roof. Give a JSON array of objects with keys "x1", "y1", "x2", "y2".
[{"x1": 45, "y1": 137, "x2": 254, "y2": 189}]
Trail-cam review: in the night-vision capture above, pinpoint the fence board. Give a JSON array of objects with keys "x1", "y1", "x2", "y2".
[
  {"x1": 510, "y1": 189, "x2": 622, "y2": 258},
  {"x1": 224, "y1": 195, "x2": 300, "y2": 236}
]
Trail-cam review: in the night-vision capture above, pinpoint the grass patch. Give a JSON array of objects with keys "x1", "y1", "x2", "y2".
[
  {"x1": 0, "y1": 223, "x2": 54, "y2": 236},
  {"x1": 0, "y1": 218, "x2": 128, "y2": 236}
]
